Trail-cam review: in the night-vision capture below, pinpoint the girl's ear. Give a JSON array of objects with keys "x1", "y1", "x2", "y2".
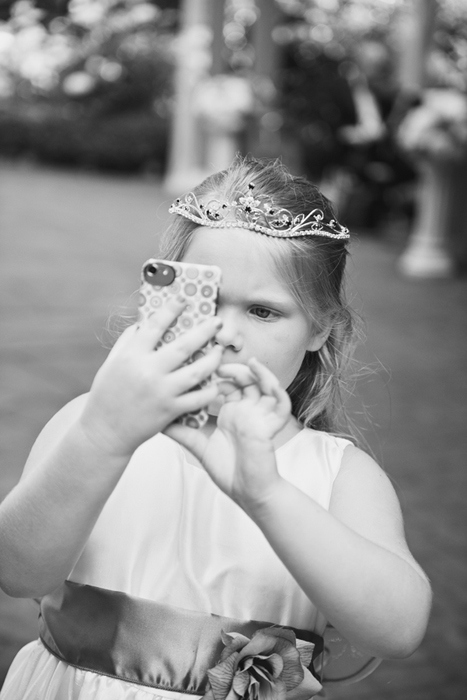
[{"x1": 307, "y1": 328, "x2": 330, "y2": 353}]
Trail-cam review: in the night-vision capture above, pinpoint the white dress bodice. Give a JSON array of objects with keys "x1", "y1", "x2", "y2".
[{"x1": 70, "y1": 429, "x2": 351, "y2": 634}]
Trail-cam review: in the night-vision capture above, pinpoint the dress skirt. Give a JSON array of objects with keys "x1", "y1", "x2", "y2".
[{"x1": 1, "y1": 640, "x2": 194, "y2": 700}]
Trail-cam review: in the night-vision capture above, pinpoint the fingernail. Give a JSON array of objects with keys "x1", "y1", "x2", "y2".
[
  {"x1": 214, "y1": 318, "x2": 223, "y2": 329},
  {"x1": 176, "y1": 294, "x2": 186, "y2": 304}
]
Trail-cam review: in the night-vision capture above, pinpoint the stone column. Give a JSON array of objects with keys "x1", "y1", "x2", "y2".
[
  {"x1": 397, "y1": 0, "x2": 436, "y2": 95},
  {"x1": 396, "y1": 0, "x2": 458, "y2": 277},
  {"x1": 249, "y1": 0, "x2": 284, "y2": 158},
  {"x1": 204, "y1": 121, "x2": 240, "y2": 173},
  {"x1": 399, "y1": 157, "x2": 456, "y2": 276},
  {"x1": 164, "y1": 0, "x2": 223, "y2": 194}
]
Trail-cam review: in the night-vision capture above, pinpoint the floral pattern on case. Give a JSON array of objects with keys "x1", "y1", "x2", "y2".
[{"x1": 138, "y1": 260, "x2": 222, "y2": 429}]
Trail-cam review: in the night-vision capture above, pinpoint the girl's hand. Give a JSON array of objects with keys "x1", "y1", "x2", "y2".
[
  {"x1": 164, "y1": 358, "x2": 292, "y2": 511},
  {"x1": 79, "y1": 297, "x2": 223, "y2": 458},
  {"x1": 217, "y1": 358, "x2": 292, "y2": 440}
]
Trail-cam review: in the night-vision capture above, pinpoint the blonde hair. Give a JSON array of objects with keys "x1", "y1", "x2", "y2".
[{"x1": 160, "y1": 155, "x2": 361, "y2": 440}]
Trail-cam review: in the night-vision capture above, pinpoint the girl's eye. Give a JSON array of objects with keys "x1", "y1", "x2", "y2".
[{"x1": 251, "y1": 307, "x2": 275, "y2": 320}]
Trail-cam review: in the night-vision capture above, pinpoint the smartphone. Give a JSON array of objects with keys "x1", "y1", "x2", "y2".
[{"x1": 138, "y1": 258, "x2": 222, "y2": 429}]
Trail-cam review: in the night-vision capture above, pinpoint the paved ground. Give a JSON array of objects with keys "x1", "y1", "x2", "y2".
[{"x1": 0, "y1": 161, "x2": 466, "y2": 698}]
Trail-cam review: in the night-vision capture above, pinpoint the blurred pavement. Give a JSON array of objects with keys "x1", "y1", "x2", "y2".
[{"x1": 1, "y1": 160, "x2": 466, "y2": 698}]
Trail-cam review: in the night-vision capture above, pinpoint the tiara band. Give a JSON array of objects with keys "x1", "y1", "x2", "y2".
[{"x1": 168, "y1": 183, "x2": 349, "y2": 240}]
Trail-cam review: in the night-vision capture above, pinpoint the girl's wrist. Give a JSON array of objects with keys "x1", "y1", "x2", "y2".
[
  {"x1": 71, "y1": 416, "x2": 136, "y2": 466},
  {"x1": 242, "y1": 477, "x2": 304, "y2": 536},
  {"x1": 238, "y1": 471, "x2": 287, "y2": 520}
]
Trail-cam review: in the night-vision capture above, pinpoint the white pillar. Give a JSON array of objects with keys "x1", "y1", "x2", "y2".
[
  {"x1": 398, "y1": 158, "x2": 455, "y2": 277},
  {"x1": 397, "y1": 0, "x2": 436, "y2": 96},
  {"x1": 396, "y1": 0, "x2": 456, "y2": 277},
  {"x1": 249, "y1": 0, "x2": 283, "y2": 159},
  {"x1": 163, "y1": 0, "x2": 214, "y2": 194},
  {"x1": 205, "y1": 127, "x2": 239, "y2": 173}
]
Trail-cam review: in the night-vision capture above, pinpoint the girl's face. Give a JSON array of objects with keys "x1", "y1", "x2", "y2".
[{"x1": 182, "y1": 227, "x2": 326, "y2": 390}]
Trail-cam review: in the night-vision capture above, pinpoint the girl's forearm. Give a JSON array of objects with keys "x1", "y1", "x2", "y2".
[
  {"x1": 0, "y1": 422, "x2": 130, "y2": 598},
  {"x1": 246, "y1": 477, "x2": 431, "y2": 659}
]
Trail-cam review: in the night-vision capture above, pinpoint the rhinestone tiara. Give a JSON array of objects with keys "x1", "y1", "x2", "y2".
[{"x1": 168, "y1": 183, "x2": 349, "y2": 240}]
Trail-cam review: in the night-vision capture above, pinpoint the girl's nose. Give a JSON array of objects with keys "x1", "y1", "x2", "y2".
[{"x1": 214, "y1": 310, "x2": 243, "y2": 352}]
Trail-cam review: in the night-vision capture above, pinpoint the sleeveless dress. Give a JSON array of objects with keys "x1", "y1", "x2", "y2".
[{"x1": 0, "y1": 429, "x2": 351, "y2": 700}]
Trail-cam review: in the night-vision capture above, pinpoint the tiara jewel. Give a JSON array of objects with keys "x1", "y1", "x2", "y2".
[{"x1": 168, "y1": 183, "x2": 349, "y2": 240}]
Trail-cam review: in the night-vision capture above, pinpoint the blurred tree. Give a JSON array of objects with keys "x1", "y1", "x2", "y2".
[
  {"x1": 0, "y1": 0, "x2": 179, "y2": 171},
  {"x1": 429, "y1": 0, "x2": 467, "y2": 91},
  {"x1": 0, "y1": 0, "x2": 179, "y2": 22},
  {"x1": 0, "y1": 0, "x2": 69, "y2": 22}
]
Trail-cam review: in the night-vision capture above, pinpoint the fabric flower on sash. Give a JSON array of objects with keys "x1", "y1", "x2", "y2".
[{"x1": 202, "y1": 627, "x2": 323, "y2": 700}]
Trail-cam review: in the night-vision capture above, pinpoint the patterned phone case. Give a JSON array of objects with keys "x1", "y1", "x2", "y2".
[{"x1": 138, "y1": 258, "x2": 221, "y2": 429}]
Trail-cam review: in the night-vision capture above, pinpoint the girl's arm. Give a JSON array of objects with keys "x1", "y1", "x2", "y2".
[
  {"x1": 247, "y1": 445, "x2": 432, "y2": 660},
  {"x1": 0, "y1": 395, "x2": 133, "y2": 598},
  {"x1": 167, "y1": 359, "x2": 432, "y2": 660},
  {"x1": 0, "y1": 301, "x2": 223, "y2": 598}
]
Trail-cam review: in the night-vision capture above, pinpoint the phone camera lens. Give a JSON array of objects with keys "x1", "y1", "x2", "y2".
[{"x1": 144, "y1": 261, "x2": 176, "y2": 287}]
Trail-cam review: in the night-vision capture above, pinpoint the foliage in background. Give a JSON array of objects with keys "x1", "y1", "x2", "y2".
[
  {"x1": 272, "y1": 1, "x2": 404, "y2": 182},
  {"x1": 1, "y1": 0, "x2": 467, "y2": 175},
  {"x1": 274, "y1": 0, "x2": 404, "y2": 61},
  {"x1": 274, "y1": 0, "x2": 467, "y2": 90},
  {"x1": 273, "y1": 0, "x2": 467, "y2": 191},
  {"x1": 394, "y1": 1, "x2": 467, "y2": 163},
  {"x1": 0, "y1": 0, "x2": 178, "y2": 171},
  {"x1": 397, "y1": 87, "x2": 467, "y2": 161},
  {"x1": 430, "y1": 0, "x2": 467, "y2": 92}
]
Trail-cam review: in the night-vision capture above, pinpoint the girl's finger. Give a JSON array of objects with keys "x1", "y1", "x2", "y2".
[
  {"x1": 174, "y1": 381, "x2": 220, "y2": 416},
  {"x1": 172, "y1": 345, "x2": 223, "y2": 394},
  {"x1": 216, "y1": 363, "x2": 256, "y2": 389},
  {"x1": 242, "y1": 383, "x2": 262, "y2": 401},
  {"x1": 247, "y1": 358, "x2": 281, "y2": 396},
  {"x1": 221, "y1": 383, "x2": 260, "y2": 404},
  {"x1": 271, "y1": 380, "x2": 292, "y2": 418},
  {"x1": 222, "y1": 388, "x2": 244, "y2": 404},
  {"x1": 215, "y1": 378, "x2": 239, "y2": 397},
  {"x1": 106, "y1": 322, "x2": 139, "y2": 351},
  {"x1": 249, "y1": 358, "x2": 292, "y2": 416},
  {"x1": 136, "y1": 296, "x2": 188, "y2": 349},
  {"x1": 154, "y1": 316, "x2": 222, "y2": 371},
  {"x1": 217, "y1": 363, "x2": 263, "y2": 401}
]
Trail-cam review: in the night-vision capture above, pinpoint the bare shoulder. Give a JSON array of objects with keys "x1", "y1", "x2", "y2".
[
  {"x1": 330, "y1": 445, "x2": 426, "y2": 577},
  {"x1": 21, "y1": 393, "x2": 89, "y2": 480},
  {"x1": 332, "y1": 445, "x2": 398, "y2": 504}
]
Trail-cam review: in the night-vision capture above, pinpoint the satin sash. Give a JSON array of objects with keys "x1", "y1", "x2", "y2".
[{"x1": 39, "y1": 581, "x2": 323, "y2": 694}]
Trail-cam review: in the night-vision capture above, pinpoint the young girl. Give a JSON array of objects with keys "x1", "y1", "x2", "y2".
[{"x1": 0, "y1": 156, "x2": 431, "y2": 700}]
